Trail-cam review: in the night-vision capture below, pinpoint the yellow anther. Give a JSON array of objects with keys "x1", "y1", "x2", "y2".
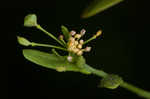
[
  {"x1": 79, "y1": 40, "x2": 84, "y2": 44},
  {"x1": 68, "y1": 41, "x2": 73, "y2": 47},
  {"x1": 69, "y1": 37, "x2": 75, "y2": 42},
  {"x1": 74, "y1": 41, "x2": 79, "y2": 46},
  {"x1": 73, "y1": 48, "x2": 80, "y2": 53},
  {"x1": 68, "y1": 45, "x2": 76, "y2": 51},
  {"x1": 96, "y1": 30, "x2": 102, "y2": 37},
  {"x1": 74, "y1": 34, "x2": 81, "y2": 39},
  {"x1": 59, "y1": 35, "x2": 64, "y2": 40},
  {"x1": 77, "y1": 44, "x2": 82, "y2": 49}
]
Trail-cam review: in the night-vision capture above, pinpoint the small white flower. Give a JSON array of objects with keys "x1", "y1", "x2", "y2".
[
  {"x1": 70, "y1": 30, "x2": 76, "y2": 36},
  {"x1": 67, "y1": 56, "x2": 73, "y2": 62}
]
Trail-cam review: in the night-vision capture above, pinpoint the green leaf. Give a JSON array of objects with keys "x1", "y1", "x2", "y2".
[
  {"x1": 61, "y1": 25, "x2": 70, "y2": 41},
  {"x1": 24, "y1": 14, "x2": 37, "y2": 27},
  {"x1": 17, "y1": 36, "x2": 31, "y2": 46},
  {"x1": 23, "y1": 49, "x2": 91, "y2": 74},
  {"x1": 81, "y1": 0, "x2": 123, "y2": 18}
]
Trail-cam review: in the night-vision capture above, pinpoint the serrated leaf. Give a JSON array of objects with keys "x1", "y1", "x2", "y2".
[
  {"x1": 81, "y1": 0, "x2": 123, "y2": 18},
  {"x1": 23, "y1": 49, "x2": 91, "y2": 74},
  {"x1": 61, "y1": 25, "x2": 70, "y2": 41}
]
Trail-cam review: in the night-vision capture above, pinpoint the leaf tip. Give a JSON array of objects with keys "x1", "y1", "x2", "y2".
[
  {"x1": 24, "y1": 14, "x2": 37, "y2": 27},
  {"x1": 17, "y1": 36, "x2": 31, "y2": 46}
]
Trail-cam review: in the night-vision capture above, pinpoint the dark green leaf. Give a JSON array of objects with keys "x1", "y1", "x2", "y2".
[
  {"x1": 81, "y1": 0, "x2": 123, "y2": 18},
  {"x1": 61, "y1": 25, "x2": 70, "y2": 41},
  {"x1": 23, "y1": 49, "x2": 91, "y2": 74}
]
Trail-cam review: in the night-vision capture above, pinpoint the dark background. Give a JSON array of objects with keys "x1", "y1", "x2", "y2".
[{"x1": 4, "y1": 0, "x2": 150, "y2": 99}]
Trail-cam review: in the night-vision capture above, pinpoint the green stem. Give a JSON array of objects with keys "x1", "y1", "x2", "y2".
[
  {"x1": 36, "y1": 24, "x2": 65, "y2": 47},
  {"x1": 52, "y1": 49, "x2": 61, "y2": 57},
  {"x1": 120, "y1": 82, "x2": 150, "y2": 99},
  {"x1": 60, "y1": 38, "x2": 67, "y2": 47},
  {"x1": 85, "y1": 64, "x2": 108, "y2": 77},
  {"x1": 83, "y1": 36, "x2": 96, "y2": 45},
  {"x1": 85, "y1": 64, "x2": 150, "y2": 99},
  {"x1": 31, "y1": 42, "x2": 67, "y2": 51}
]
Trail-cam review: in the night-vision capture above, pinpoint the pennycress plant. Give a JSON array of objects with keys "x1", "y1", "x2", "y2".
[{"x1": 17, "y1": 14, "x2": 150, "y2": 99}]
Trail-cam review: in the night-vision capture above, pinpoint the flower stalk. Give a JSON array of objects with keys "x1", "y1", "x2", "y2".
[
  {"x1": 36, "y1": 24, "x2": 65, "y2": 47},
  {"x1": 83, "y1": 30, "x2": 102, "y2": 45},
  {"x1": 31, "y1": 42, "x2": 67, "y2": 51}
]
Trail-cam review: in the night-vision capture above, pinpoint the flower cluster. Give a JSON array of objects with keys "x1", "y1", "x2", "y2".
[
  {"x1": 67, "y1": 29, "x2": 100, "y2": 56},
  {"x1": 20, "y1": 14, "x2": 102, "y2": 57}
]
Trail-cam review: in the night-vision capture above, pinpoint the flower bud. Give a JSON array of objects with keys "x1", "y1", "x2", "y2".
[
  {"x1": 59, "y1": 35, "x2": 64, "y2": 40},
  {"x1": 67, "y1": 56, "x2": 73, "y2": 62},
  {"x1": 73, "y1": 48, "x2": 80, "y2": 53},
  {"x1": 96, "y1": 30, "x2": 102, "y2": 37},
  {"x1": 74, "y1": 34, "x2": 81, "y2": 39},
  {"x1": 74, "y1": 41, "x2": 79, "y2": 46},
  {"x1": 70, "y1": 30, "x2": 76, "y2": 36},
  {"x1": 77, "y1": 44, "x2": 82, "y2": 49},
  {"x1": 79, "y1": 40, "x2": 84, "y2": 44},
  {"x1": 80, "y1": 29, "x2": 86, "y2": 36},
  {"x1": 17, "y1": 36, "x2": 31, "y2": 46},
  {"x1": 85, "y1": 47, "x2": 91, "y2": 52},
  {"x1": 24, "y1": 14, "x2": 37, "y2": 27},
  {"x1": 69, "y1": 37, "x2": 75, "y2": 42}
]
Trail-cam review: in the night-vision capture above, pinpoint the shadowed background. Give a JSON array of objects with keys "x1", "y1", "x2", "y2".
[{"x1": 5, "y1": 0, "x2": 150, "y2": 99}]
